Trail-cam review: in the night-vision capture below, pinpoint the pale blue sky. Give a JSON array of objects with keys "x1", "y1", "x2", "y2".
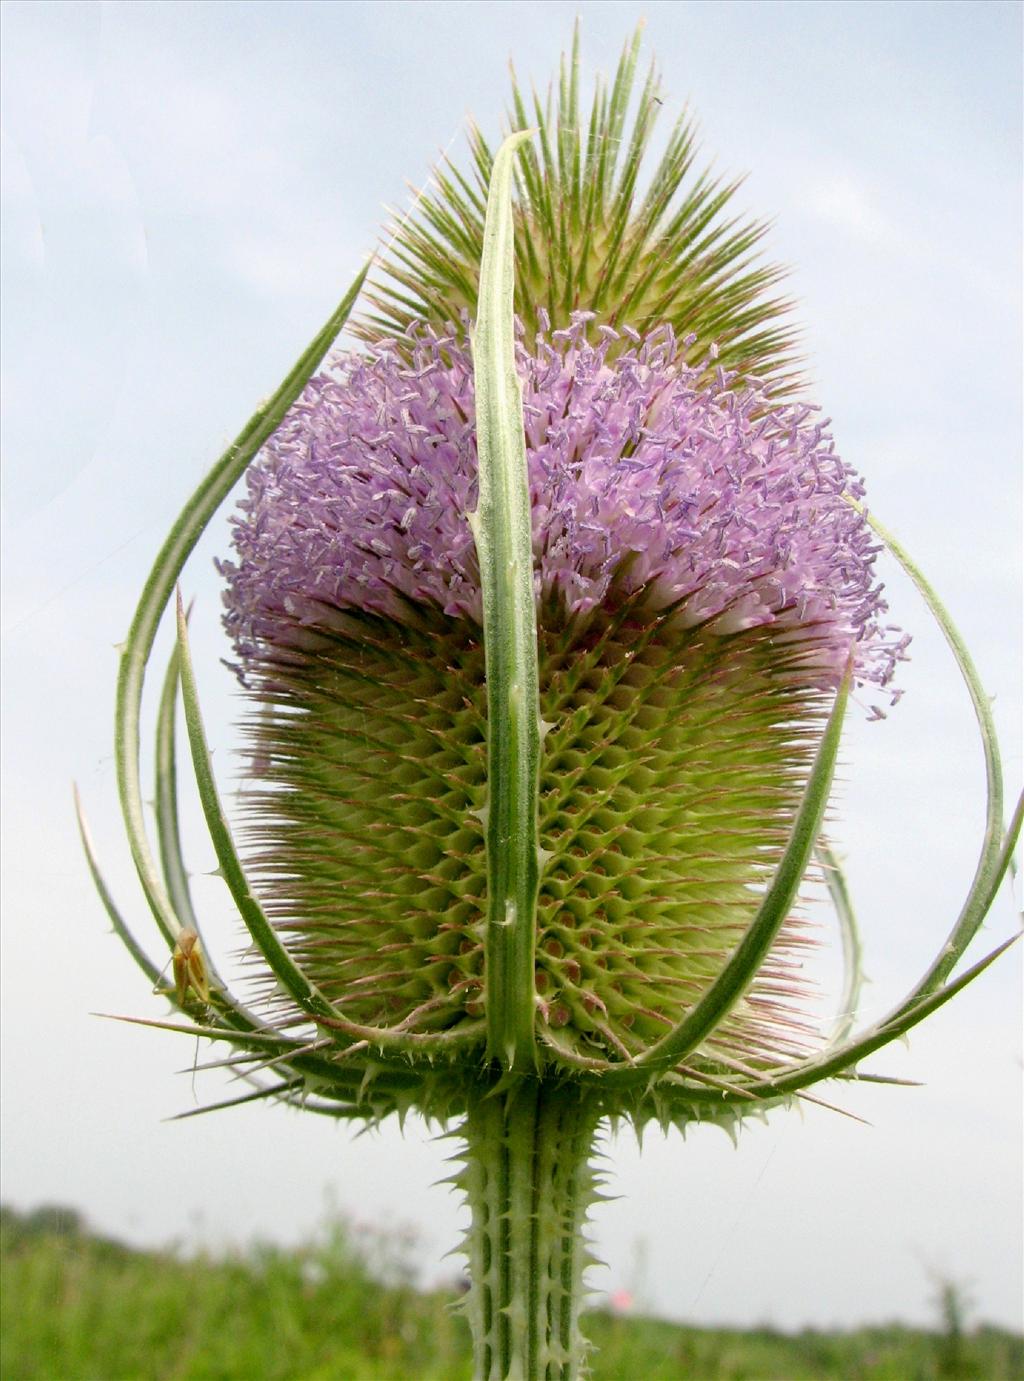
[{"x1": 2, "y1": 0, "x2": 1021, "y2": 1331}]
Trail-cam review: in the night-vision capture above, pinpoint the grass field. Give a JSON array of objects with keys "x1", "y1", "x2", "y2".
[{"x1": 2, "y1": 1205, "x2": 1021, "y2": 1380}]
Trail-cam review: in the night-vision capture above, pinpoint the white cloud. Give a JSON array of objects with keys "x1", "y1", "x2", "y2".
[{"x1": 804, "y1": 175, "x2": 895, "y2": 244}]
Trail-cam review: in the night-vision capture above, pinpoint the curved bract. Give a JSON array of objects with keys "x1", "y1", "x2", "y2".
[{"x1": 472, "y1": 131, "x2": 545, "y2": 1071}]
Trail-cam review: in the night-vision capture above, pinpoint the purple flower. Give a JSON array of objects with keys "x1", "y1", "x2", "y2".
[{"x1": 220, "y1": 315, "x2": 904, "y2": 705}]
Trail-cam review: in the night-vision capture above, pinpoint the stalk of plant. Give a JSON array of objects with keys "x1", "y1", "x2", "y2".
[{"x1": 78, "y1": 31, "x2": 1021, "y2": 1381}]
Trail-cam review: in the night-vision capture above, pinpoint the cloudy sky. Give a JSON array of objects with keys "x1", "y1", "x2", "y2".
[{"x1": 2, "y1": 0, "x2": 1021, "y2": 1332}]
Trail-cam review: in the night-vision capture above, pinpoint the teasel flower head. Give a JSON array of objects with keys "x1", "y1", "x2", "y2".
[
  {"x1": 217, "y1": 312, "x2": 903, "y2": 1079},
  {"x1": 79, "y1": 28, "x2": 1020, "y2": 1381}
]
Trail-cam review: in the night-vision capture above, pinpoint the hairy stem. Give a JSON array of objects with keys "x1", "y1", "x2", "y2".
[{"x1": 460, "y1": 1080, "x2": 601, "y2": 1380}]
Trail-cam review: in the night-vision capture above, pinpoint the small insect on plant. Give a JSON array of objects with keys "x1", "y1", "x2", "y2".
[
  {"x1": 150, "y1": 928, "x2": 211, "y2": 1015},
  {"x1": 152, "y1": 929, "x2": 211, "y2": 1098},
  {"x1": 171, "y1": 928, "x2": 210, "y2": 1010}
]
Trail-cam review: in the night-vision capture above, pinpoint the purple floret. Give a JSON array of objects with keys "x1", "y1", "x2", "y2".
[{"x1": 220, "y1": 315, "x2": 907, "y2": 701}]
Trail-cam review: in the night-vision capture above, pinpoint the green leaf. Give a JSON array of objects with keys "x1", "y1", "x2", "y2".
[
  {"x1": 173, "y1": 594, "x2": 347, "y2": 1029},
  {"x1": 641, "y1": 514, "x2": 1022, "y2": 1105},
  {"x1": 74, "y1": 786, "x2": 162, "y2": 990},
  {"x1": 98, "y1": 1009, "x2": 424, "y2": 1098},
  {"x1": 574, "y1": 665, "x2": 850, "y2": 1087},
  {"x1": 153, "y1": 636, "x2": 200, "y2": 934},
  {"x1": 668, "y1": 930, "x2": 1020, "y2": 1108},
  {"x1": 97, "y1": 1012, "x2": 294, "y2": 1045},
  {"x1": 79, "y1": 781, "x2": 289, "y2": 1044},
  {"x1": 114, "y1": 264, "x2": 369, "y2": 955},
  {"x1": 859, "y1": 508, "x2": 1015, "y2": 1009},
  {"x1": 166, "y1": 1079, "x2": 306, "y2": 1120},
  {"x1": 471, "y1": 130, "x2": 543, "y2": 1071},
  {"x1": 818, "y1": 840, "x2": 863, "y2": 1049},
  {"x1": 174, "y1": 595, "x2": 485, "y2": 1061}
]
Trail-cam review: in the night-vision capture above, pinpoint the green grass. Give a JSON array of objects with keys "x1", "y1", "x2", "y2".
[{"x1": 3, "y1": 1205, "x2": 1021, "y2": 1380}]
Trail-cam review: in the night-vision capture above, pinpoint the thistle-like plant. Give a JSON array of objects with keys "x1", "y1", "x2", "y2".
[{"x1": 79, "y1": 30, "x2": 1020, "y2": 1381}]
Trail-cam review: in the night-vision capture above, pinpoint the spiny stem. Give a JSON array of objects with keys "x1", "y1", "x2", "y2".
[{"x1": 460, "y1": 1081, "x2": 601, "y2": 1380}]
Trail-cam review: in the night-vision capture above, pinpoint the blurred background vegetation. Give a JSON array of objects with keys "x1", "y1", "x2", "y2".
[{"x1": 2, "y1": 1203, "x2": 1021, "y2": 1380}]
